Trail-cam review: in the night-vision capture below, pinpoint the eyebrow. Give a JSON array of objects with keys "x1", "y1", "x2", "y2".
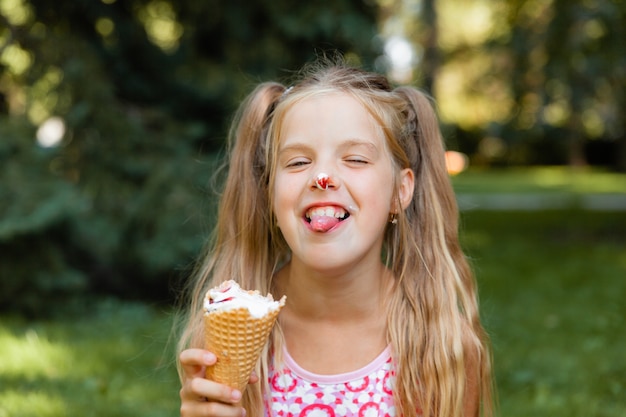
[
  {"x1": 338, "y1": 139, "x2": 380, "y2": 154},
  {"x1": 277, "y1": 143, "x2": 312, "y2": 157},
  {"x1": 278, "y1": 138, "x2": 380, "y2": 155}
]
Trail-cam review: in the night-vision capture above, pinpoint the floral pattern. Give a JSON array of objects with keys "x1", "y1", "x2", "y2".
[{"x1": 264, "y1": 348, "x2": 397, "y2": 417}]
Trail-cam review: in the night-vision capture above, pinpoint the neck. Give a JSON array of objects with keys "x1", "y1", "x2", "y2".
[{"x1": 275, "y1": 259, "x2": 393, "y2": 322}]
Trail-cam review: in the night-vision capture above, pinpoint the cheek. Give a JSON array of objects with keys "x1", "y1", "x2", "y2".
[
  {"x1": 272, "y1": 174, "x2": 287, "y2": 204},
  {"x1": 361, "y1": 170, "x2": 395, "y2": 208},
  {"x1": 272, "y1": 175, "x2": 297, "y2": 221},
  {"x1": 271, "y1": 188, "x2": 283, "y2": 221}
]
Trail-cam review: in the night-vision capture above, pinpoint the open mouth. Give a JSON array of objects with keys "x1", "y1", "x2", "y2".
[{"x1": 305, "y1": 206, "x2": 350, "y2": 232}]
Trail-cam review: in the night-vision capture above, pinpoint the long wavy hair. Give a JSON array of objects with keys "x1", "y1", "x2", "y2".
[{"x1": 177, "y1": 59, "x2": 494, "y2": 417}]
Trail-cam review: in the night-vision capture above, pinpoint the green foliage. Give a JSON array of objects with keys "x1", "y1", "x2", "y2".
[
  {"x1": 408, "y1": 0, "x2": 626, "y2": 168},
  {"x1": 493, "y1": 0, "x2": 626, "y2": 167},
  {"x1": 0, "y1": 107, "x2": 219, "y2": 313},
  {"x1": 2, "y1": 0, "x2": 624, "y2": 315},
  {"x1": 0, "y1": 0, "x2": 381, "y2": 314},
  {"x1": 0, "y1": 117, "x2": 89, "y2": 314},
  {"x1": 0, "y1": 121, "x2": 86, "y2": 239}
]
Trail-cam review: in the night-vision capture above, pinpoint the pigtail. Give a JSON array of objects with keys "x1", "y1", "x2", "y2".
[
  {"x1": 215, "y1": 82, "x2": 286, "y2": 290},
  {"x1": 220, "y1": 82, "x2": 289, "y2": 416},
  {"x1": 177, "y1": 82, "x2": 287, "y2": 416},
  {"x1": 389, "y1": 86, "x2": 493, "y2": 417}
]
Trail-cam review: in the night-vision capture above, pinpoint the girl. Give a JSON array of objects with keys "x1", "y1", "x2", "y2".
[{"x1": 178, "y1": 60, "x2": 494, "y2": 417}]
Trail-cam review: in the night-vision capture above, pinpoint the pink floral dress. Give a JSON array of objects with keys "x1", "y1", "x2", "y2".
[{"x1": 264, "y1": 346, "x2": 397, "y2": 416}]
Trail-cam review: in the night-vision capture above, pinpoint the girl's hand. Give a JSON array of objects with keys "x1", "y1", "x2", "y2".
[{"x1": 179, "y1": 349, "x2": 247, "y2": 417}]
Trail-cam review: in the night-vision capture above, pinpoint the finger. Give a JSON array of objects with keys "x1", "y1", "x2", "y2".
[
  {"x1": 182, "y1": 377, "x2": 243, "y2": 405},
  {"x1": 180, "y1": 349, "x2": 216, "y2": 377},
  {"x1": 181, "y1": 400, "x2": 246, "y2": 417},
  {"x1": 248, "y1": 371, "x2": 259, "y2": 385}
]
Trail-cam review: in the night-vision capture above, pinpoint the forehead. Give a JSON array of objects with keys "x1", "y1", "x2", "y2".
[{"x1": 277, "y1": 92, "x2": 385, "y2": 148}]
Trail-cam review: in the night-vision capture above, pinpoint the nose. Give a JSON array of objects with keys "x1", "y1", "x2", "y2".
[{"x1": 311, "y1": 172, "x2": 339, "y2": 191}]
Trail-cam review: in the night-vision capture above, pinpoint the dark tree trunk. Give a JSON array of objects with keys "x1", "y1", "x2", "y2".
[
  {"x1": 421, "y1": 0, "x2": 440, "y2": 95},
  {"x1": 616, "y1": 122, "x2": 626, "y2": 172},
  {"x1": 567, "y1": 115, "x2": 588, "y2": 167}
]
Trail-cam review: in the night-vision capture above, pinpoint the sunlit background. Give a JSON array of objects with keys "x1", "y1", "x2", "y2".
[
  {"x1": 2, "y1": 0, "x2": 623, "y2": 167},
  {"x1": 1, "y1": 0, "x2": 625, "y2": 416}
]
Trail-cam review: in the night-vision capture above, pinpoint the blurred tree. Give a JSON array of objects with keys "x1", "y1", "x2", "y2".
[
  {"x1": 414, "y1": 0, "x2": 625, "y2": 169},
  {"x1": 505, "y1": 0, "x2": 626, "y2": 168},
  {"x1": 420, "y1": 0, "x2": 439, "y2": 94},
  {"x1": 2, "y1": 0, "x2": 624, "y2": 315},
  {"x1": 0, "y1": 0, "x2": 381, "y2": 314}
]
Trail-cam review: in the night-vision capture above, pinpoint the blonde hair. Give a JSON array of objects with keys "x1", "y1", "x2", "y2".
[{"x1": 177, "y1": 60, "x2": 494, "y2": 417}]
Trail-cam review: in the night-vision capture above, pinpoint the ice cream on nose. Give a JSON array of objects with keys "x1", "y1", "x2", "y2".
[{"x1": 315, "y1": 173, "x2": 329, "y2": 190}]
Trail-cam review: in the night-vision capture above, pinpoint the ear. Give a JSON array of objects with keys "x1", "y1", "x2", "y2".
[{"x1": 396, "y1": 168, "x2": 415, "y2": 210}]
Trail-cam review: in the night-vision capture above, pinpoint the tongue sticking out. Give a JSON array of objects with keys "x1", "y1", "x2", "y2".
[{"x1": 309, "y1": 215, "x2": 340, "y2": 232}]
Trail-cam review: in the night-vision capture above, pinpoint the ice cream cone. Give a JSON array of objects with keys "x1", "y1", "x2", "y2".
[{"x1": 204, "y1": 304, "x2": 282, "y2": 392}]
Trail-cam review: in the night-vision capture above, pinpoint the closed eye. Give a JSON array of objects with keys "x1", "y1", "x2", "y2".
[
  {"x1": 285, "y1": 158, "x2": 311, "y2": 168},
  {"x1": 345, "y1": 156, "x2": 370, "y2": 164}
]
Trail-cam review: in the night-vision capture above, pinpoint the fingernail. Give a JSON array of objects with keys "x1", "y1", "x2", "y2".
[
  {"x1": 241, "y1": 408, "x2": 247, "y2": 417},
  {"x1": 231, "y1": 389, "x2": 242, "y2": 401},
  {"x1": 203, "y1": 353, "x2": 215, "y2": 364}
]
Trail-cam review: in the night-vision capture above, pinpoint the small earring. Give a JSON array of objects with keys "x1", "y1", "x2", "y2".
[{"x1": 389, "y1": 213, "x2": 398, "y2": 224}]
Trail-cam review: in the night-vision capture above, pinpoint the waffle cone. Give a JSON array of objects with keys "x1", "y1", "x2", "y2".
[{"x1": 204, "y1": 306, "x2": 282, "y2": 392}]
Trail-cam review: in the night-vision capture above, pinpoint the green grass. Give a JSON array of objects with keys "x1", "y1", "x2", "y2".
[
  {"x1": 0, "y1": 301, "x2": 181, "y2": 417},
  {"x1": 451, "y1": 166, "x2": 626, "y2": 194},
  {"x1": 462, "y1": 210, "x2": 626, "y2": 417}
]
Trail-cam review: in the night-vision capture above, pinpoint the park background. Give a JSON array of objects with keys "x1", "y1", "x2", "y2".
[{"x1": 0, "y1": 0, "x2": 624, "y2": 416}]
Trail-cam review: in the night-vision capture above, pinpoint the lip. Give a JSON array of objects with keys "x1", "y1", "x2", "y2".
[
  {"x1": 302, "y1": 201, "x2": 350, "y2": 216},
  {"x1": 302, "y1": 201, "x2": 351, "y2": 232}
]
